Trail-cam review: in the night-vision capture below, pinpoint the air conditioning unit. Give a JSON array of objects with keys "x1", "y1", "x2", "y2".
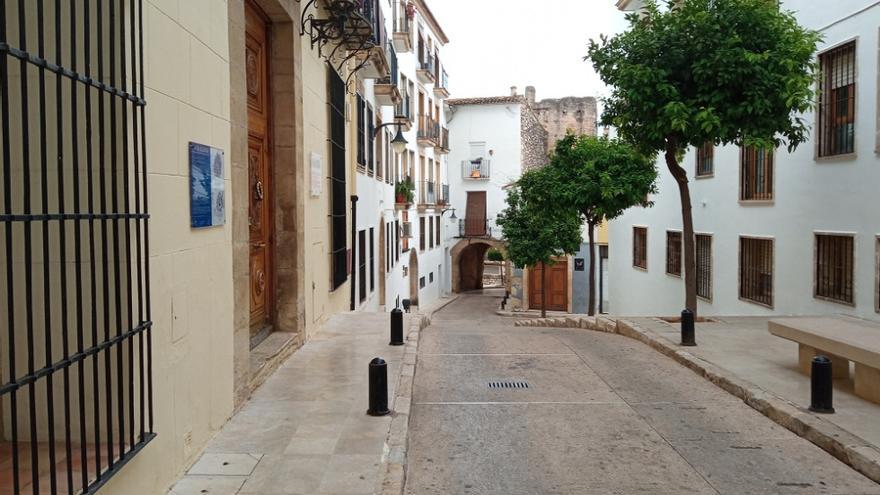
[{"x1": 401, "y1": 221, "x2": 413, "y2": 238}]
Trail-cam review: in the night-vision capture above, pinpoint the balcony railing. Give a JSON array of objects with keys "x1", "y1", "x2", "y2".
[
  {"x1": 416, "y1": 52, "x2": 436, "y2": 83},
  {"x1": 417, "y1": 115, "x2": 439, "y2": 146},
  {"x1": 434, "y1": 68, "x2": 449, "y2": 98},
  {"x1": 437, "y1": 183, "x2": 450, "y2": 205},
  {"x1": 462, "y1": 159, "x2": 490, "y2": 179},
  {"x1": 392, "y1": 1, "x2": 413, "y2": 52},
  {"x1": 459, "y1": 217, "x2": 491, "y2": 237},
  {"x1": 436, "y1": 126, "x2": 450, "y2": 152},
  {"x1": 419, "y1": 181, "x2": 436, "y2": 205}
]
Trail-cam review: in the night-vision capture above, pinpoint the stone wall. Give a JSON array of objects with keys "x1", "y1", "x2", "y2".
[
  {"x1": 530, "y1": 93, "x2": 598, "y2": 149},
  {"x1": 520, "y1": 104, "x2": 550, "y2": 171}
]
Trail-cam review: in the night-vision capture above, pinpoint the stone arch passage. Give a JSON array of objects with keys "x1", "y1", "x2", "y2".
[{"x1": 450, "y1": 238, "x2": 507, "y2": 293}]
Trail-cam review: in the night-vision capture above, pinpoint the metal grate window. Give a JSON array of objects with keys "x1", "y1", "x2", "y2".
[
  {"x1": 356, "y1": 94, "x2": 365, "y2": 170},
  {"x1": 814, "y1": 234, "x2": 854, "y2": 305},
  {"x1": 818, "y1": 41, "x2": 856, "y2": 157},
  {"x1": 696, "y1": 234, "x2": 712, "y2": 300},
  {"x1": 428, "y1": 216, "x2": 434, "y2": 248},
  {"x1": 328, "y1": 66, "x2": 348, "y2": 290},
  {"x1": 740, "y1": 146, "x2": 774, "y2": 201},
  {"x1": 632, "y1": 227, "x2": 647, "y2": 269},
  {"x1": 369, "y1": 227, "x2": 375, "y2": 292},
  {"x1": 0, "y1": 1, "x2": 154, "y2": 493},
  {"x1": 435, "y1": 214, "x2": 440, "y2": 247},
  {"x1": 419, "y1": 216, "x2": 425, "y2": 252},
  {"x1": 695, "y1": 142, "x2": 713, "y2": 177},
  {"x1": 666, "y1": 231, "x2": 682, "y2": 276},
  {"x1": 367, "y1": 104, "x2": 375, "y2": 176},
  {"x1": 740, "y1": 237, "x2": 774, "y2": 307},
  {"x1": 358, "y1": 230, "x2": 367, "y2": 303}
]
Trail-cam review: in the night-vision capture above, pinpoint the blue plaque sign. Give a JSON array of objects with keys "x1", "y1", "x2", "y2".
[{"x1": 189, "y1": 142, "x2": 225, "y2": 228}]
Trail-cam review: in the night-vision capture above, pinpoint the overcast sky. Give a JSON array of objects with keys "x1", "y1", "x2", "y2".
[{"x1": 427, "y1": 0, "x2": 631, "y2": 104}]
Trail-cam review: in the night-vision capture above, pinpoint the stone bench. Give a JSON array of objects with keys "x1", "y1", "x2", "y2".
[{"x1": 768, "y1": 317, "x2": 880, "y2": 404}]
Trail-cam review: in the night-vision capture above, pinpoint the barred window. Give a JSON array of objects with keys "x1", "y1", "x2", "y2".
[
  {"x1": 367, "y1": 104, "x2": 375, "y2": 175},
  {"x1": 740, "y1": 237, "x2": 774, "y2": 307},
  {"x1": 419, "y1": 216, "x2": 426, "y2": 251},
  {"x1": 369, "y1": 227, "x2": 376, "y2": 292},
  {"x1": 740, "y1": 146, "x2": 774, "y2": 201},
  {"x1": 666, "y1": 231, "x2": 682, "y2": 276},
  {"x1": 395, "y1": 220, "x2": 400, "y2": 262},
  {"x1": 814, "y1": 234, "x2": 854, "y2": 305},
  {"x1": 329, "y1": 68, "x2": 348, "y2": 289},
  {"x1": 435, "y1": 215, "x2": 440, "y2": 247},
  {"x1": 695, "y1": 142, "x2": 714, "y2": 177},
  {"x1": 429, "y1": 216, "x2": 434, "y2": 248},
  {"x1": 633, "y1": 227, "x2": 647, "y2": 269},
  {"x1": 1, "y1": 2, "x2": 154, "y2": 493},
  {"x1": 696, "y1": 234, "x2": 712, "y2": 300},
  {"x1": 818, "y1": 41, "x2": 856, "y2": 157},
  {"x1": 359, "y1": 230, "x2": 367, "y2": 302},
  {"x1": 356, "y1": 94, "x2": 366, "y2": 170}
]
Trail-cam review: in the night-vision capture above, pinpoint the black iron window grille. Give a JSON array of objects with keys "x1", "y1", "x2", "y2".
[
  {"x1": 632, "y1": 227, "x2": 647, "y2": 269},
  {"x1": 419, "y1": 217, "x2": 425, "y2": 251},
  {"x1": 740, "y1": 237, "x2": 774, "y2": 307},
  {"x1": 358, "y1": 230, "x2": 366, "y2": 303},
  {"x1": 328, "y1": 66, "x2": 348, "y2": 290},
  {"x1": 695, "y1": 142, "x2": 713, "y2": 177},
  {"x1": 394, "y1": 220, "x2": 400, "y2": 263},
  {"x1": 740, "y1": 146, "x2": 774, "y2": 201},
  {"x1": 356, "y1": 94, "x2": 365, "y2": 169},
  {"x1": 814, "y1": 234, "x2": 854, "y2": 305},
  {"x1": 818, "y1": 41, "x2": 856, "y2": 157},
  {"x1": 696, "y1": 234, "x2": 712, "y2": 300},
  {"x1": 666, "y1": 231, "x2": 682, "y2": 276},
  {"x1": 369, "y1": 227, "x2": 375, "y2": 292},
  {"x1": 0, "y1": 1, "x2": 154, "y2": 493},
  {"x1": 367, "y1": 105, "x2": 374, "y2": 176}
]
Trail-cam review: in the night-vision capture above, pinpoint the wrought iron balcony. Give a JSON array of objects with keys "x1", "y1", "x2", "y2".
[
  {"x1": 458, "y1": 217, "x2": 492, "y2": 238},
  {"x1": 394, "y1": 92, "x2": 413, "y2": 131},
  {"x1": 437, "y1": 183, "x2": 450, "y2": 206},
  {"x1": 300, "y1": 0, "x2": 389, "y2": 79},
  {"x1": 435, "y1": 126, "x2": 450, "y2": 153},
  {"x1": 461, "y1": 159, "x2": 490, "y2": 179},
  {"x1": 419, "y1": 181, "x2": 436, "y2": 206},
  {"x1": 417, "y1": 115, "x2": 439, "y2": 147},
  {"x1": 416, "y1": 53, "x2": 436, "y2": 84},
  {"x1": 374, "y1": 44, "x2": 401, "y2": 106},
  {"x1": 434, "y1": 68, "x2": 450, "y2": 98},
  {"x1": 392, "y1": 0, "x2": 413, "y2": 52}
]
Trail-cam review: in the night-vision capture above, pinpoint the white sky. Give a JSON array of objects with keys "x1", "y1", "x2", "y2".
[{"x1": 427, "y1": 0, "x2": 631, "y2": 103}]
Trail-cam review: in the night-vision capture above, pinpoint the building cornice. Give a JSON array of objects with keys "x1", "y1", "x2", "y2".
[{"x1": 413, "y1": 0, "x2": 450, "y2": 45}]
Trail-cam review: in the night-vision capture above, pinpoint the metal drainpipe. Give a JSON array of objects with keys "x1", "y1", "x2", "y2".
[{"x1": 350, "y1": 195, "x2": 359, "y2": 311}]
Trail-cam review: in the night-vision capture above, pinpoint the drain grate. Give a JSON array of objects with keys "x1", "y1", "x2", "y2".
[{"x1": 488, "y1": 380, "x2": 530, "y2": 389}]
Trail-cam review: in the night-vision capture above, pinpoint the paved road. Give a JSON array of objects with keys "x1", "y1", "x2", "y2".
[{"x1": 406, "y1": 291, "x2": 880, "y2": 494}]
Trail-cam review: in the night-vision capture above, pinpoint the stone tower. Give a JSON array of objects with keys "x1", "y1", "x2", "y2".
[{"x1": 526, "y1": 86, "x2": 598, "y2": 149}]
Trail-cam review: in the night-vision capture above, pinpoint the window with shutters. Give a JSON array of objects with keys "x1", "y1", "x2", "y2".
[
  {"x1": 740, "y1": 146, "x2": 774, "y2": 201},
  {"x1": 419, "y1": 217, "x2": 426, "y2": 251},
  {"x1": 367, "y1": 104, "x2": 375, "y2": 176},
  {"x1": 357, "y1": 94, "x2": 366, "y2": 171},
  {"x1": 359, "y1": 230, "x2": 367, "y2": 302},
  {"x1": 435, "y1": 215, "x2": 441, "y2": 246},
  {"x1": 395, "y1": 220, "x2": 400, "y2": 262},
  {"x1": 633, "y1": 227, "x2": 647, "y2": 269},
  {"x1": 696, "y1": 234, "x2": 712, "y2": 300},
  {"x1": 739, "y1": 237, "x2": 774, "y2": 307},
  {"x1": 329, "y1": 68, "x2": 348, "y2": 290},
  {"x1": 429, "y1": 216, "x2": 434, "y2": 248},
  {"x1": 369, "y1": 228, "x2": 376, "y2": 292},
  {"x1": 695, "y1": 142, "x2": 714, "y2": 177},
  {"x1": 818, "y1": 41, "x2": 856, "y2": 157},
  {"x1": 814, "y1": 234, "x2": 854, "y2": 305},
  {"x1": 666, "y1": 231, "x2": 682, "y2": 276}
]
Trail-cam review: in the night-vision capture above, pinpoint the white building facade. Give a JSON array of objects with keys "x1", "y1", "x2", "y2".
[
  {"x1": 609, "y1": 0, "x2": 880, "y2": 321},
  {"x1": 354, "y1": 0, "x2": 452, "y2": 312}
]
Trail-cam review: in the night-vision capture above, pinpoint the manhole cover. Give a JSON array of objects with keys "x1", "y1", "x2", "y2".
[{"x1": 488, "y1": 380, "x2": 529, "y2": 389}]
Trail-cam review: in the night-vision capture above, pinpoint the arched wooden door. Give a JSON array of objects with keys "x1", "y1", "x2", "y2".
[{"x1": 247, "y1": 1, "x2": 274, "y2": 340}]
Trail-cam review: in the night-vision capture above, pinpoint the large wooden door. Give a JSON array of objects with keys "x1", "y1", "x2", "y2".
[
  {"x1": 246, "y1": 1, "x2": 273, "y2": 337},
  {"x1": 529, "y1": 260, "x2": 568, "y2": 312},
  {"x1": 465, "y1": 191, "x2": 486, "y2": 236}
]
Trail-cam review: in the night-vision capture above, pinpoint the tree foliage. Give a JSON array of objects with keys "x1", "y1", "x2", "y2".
[{"x1": 588, "y1": 0, "x2": 820, "y2": 153}]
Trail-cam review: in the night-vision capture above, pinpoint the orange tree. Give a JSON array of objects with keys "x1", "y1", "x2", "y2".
[{"x1": 587, "y1": 0, "x2": 819, "y2": 315}]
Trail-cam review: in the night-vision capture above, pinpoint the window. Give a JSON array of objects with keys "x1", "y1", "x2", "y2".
[
  {"x1": 0, "y1": 3, "x2": 154, "y2": 492},
  {"x1": 395, "y1": 220, "x2": 400, "y2": 262},
  {"x1": 666, "y1": 231, "x2": 682, "y2": 276},
  {"x1": 435, "y1": 215, "x2": 441, "y2": 246},
  {"x1": 815, "y1": 234, "x2": 854, "y2": 305},
  {"x1": 740, "y1": 237, "x2": 774, "y2": 307},
  {"x1": 696, "y1": 234, "x2": 712, "y2": 300},
  {"x1": 695, "y1": 142, "x2": 714, "y2": 177},
  {"x1": 430, "y1": 272, "x2": 434, "y2": 283},
  {"x1": 387, "y1": 223, "x2": 392, "y2": 273},
  {"x1": 429, "y1": 216, "x2": 434, "y2": 248},
  {"x1": 818, "y1": 41, "x2": 856, "y2": 157},
  {"x1": 370, "y1": 228, "x2": 376, "y2": 292},
  {"x1": 367, "y1": 104, "x2": 375, "y2": 175},
  {"x1": 329, "y1": 68, "x2": 348, "y2": 289},
  {"x1": 419, "y1": 216, "x2": 426, "y2": 251},
  {"x1": 420, "y1": 276, "x2": 426, "y2": 288},
  {"x1": 359, "y1": 230, "x2": 367, "y2": 302},
  {"x1": 356, "y1": 94, "x2": 366, "y2": 170},
  {"x1": 740, "y1": 146, "x2": 774, "y2": 201},
  {"x1": 633, "y1": 227, "x2": 648, "y2": 269}
]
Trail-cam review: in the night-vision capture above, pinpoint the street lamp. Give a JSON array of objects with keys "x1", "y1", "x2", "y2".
[
  {"x1": 441, "y1": 208, "x2": 457, "y2": 220},
  {"x1": 375, "y1": 122, "x2": 408, "y2": 155}
]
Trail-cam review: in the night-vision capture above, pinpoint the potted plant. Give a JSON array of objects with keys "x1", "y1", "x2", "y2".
[
  {"x1": 405, "y1": 2, "x2": 416, "y2": 19},
  {"x1": 395, "y1": 179, "x2": 414, "y2": 204}
]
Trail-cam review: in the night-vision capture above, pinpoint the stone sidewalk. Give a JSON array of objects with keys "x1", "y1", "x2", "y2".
[{"x1": 167, "y1": 306, "x2": 433, "y2": 495}]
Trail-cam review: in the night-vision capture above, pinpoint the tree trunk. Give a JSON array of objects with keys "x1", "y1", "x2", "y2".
[
  {"x1": 587, "y1": 220, "x2": 597, "y2": 316},
  {"x1": 540, "y1": 261, "x2": 547, "y2": 318},
  {"x1": 665, "y1": 141, "x2": 697, "y2": 317}
]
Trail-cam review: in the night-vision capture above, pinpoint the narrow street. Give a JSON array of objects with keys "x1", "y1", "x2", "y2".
[{"x1": 406, "y1": 291, "x2": 880, "y2": 494}]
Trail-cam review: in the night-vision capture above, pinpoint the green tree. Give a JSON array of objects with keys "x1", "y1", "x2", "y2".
[
  {"x1": 497, "y1": 176, "x2": 582, "y2": 318},
  {"x1": 587, "y1": 0, "x2": 819, "y2": 315},
  {"x1": 521, "y1": 133, "x2": 657, "y2": 316}
]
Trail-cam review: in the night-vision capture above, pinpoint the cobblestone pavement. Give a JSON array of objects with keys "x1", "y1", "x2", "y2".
[{"x1": 406, "y1": 291, "x2": 880, "y2": 495}]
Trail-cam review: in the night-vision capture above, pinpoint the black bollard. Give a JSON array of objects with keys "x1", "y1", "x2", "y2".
[
  {"x1": 402, "y1": 298, "x2": 412, "y2": 313},
  {"x1": 680, "y1": 309, "x2": 696, "y2": 346},
  {"x1": 367, "y1": 358, "x2": 390, "y2": 416},
  {"x1": 390, "y1": 308, "x2": 404, "y2": 346},
  {"x1": 809, "y1": 355, "x2": 835, "y2": 414}
]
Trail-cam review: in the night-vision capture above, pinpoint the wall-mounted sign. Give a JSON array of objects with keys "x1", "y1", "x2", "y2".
[
  {"x1": 574, "y1": 258, "x2": 585, "y2": 271},
  {"x1": 189, "y1": 142, "x2": 225, "y2": 228},
  {"x1": 310, "y1": 152, "x2": 323, "y2": 197}
]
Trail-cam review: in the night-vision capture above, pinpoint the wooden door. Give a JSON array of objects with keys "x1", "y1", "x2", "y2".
[
  {"x1": 465, "y1": 191, "x2": 486, "y2": 236},
  {"x1": 246, "y1": 1, "x2": 273, "y2": 337},
  {"x1": 529, "y1": 261, "x2": 568, "y2": 312}
]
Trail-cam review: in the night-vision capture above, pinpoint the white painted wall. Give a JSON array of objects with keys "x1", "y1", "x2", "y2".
[{"x1": 608, "y1": 2, "x2": 880, "y2": 321}]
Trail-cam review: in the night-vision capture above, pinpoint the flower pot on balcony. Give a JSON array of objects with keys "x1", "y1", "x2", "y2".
[{"x1": 396, "y1": 193, "x2": 407, "y2": 203}]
